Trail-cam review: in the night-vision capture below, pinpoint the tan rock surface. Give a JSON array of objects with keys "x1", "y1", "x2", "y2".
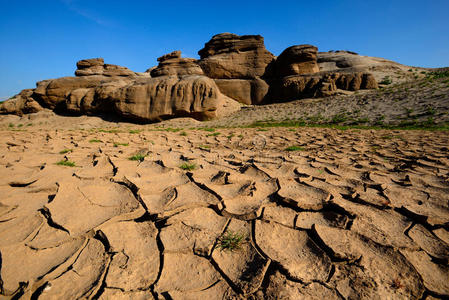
[{"x1": 198, "y1": 33, "x2": 275, "y2": 79}]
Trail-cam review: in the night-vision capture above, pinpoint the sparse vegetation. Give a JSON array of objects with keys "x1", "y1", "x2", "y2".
[
  {"x1": 89, "y1": 139, "x2": 102, "y2": 143},
  {"x1": 285, "y1": 145, "x2": 305, "y2": 151},
  {"x1": 179, "y1": 162, "x2": 197, "y2": 170},
  {"x1": 199, "y1": 145, "x2": 211, "y2": 149},
  {"x1": 380, "y1": 76, "x2": 392, "y2": 85},
  {"x1": 59, "y1": 149, "x2": 73, "y2": 154},
  {"x1": 113, "y1": 142, "x2": 129, "y2": 147},
  {"x1": 207, "y1": 132, "x2": 221, "y2": 137},
  {"x1": 180, "y1": 131, "x2": 188, "y2": 136},
  {"x1": 217, "y1": 230, "x2": 245, "y2": 252},
  {"x1": 56, "y1": 160, "x2": 76, "y2": 167},
  {"x1": 129, "y1": 154, "x2": 147, "y2": 161},
  {"x1": 129, "y1": 129, "x2": 142, "y2": 134}
]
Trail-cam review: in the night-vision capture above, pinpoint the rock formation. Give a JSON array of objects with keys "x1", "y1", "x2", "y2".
[
  {"x1": 150, "y1": 51, "x2": 204, "y2": 77},
  {"x1": 0, "y1": 33, "x2": 380, "y2": 121},
  {"x1": 197, "y1": 33, "x2": 275, "y2": 105},
  {"x1": 272, "y1": 44, "x2": 320, "y2": 77},
  {"x1": 75, "y1": 58, "x2": 138, "y2": 77}
]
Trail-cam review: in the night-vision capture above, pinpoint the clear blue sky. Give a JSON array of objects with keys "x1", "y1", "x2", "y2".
[{"x1": 1, "y1": 0, "x2": 448, "y2": 100}]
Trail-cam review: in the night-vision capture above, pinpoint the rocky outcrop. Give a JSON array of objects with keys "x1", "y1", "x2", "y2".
[
  {"x1": 198, "y1": 33, "x2": 275, "y2": 79},
  {"x1": 272, "y1": 45, "x2": 320, "y2": 77},
  {"x1": 197, "y1": 33, "x2": 274, "y2": 104},
  {"x1": 214, "y1": 78, "x2": 269, "y2": 105},
  {"x1": 75, "y1": 58, "x2": 138, "y2": 77},
  {"x1": 1, "y1": 57, "x2": 238, "y2": 122},
  {"x1": 0, "y1": 89, "x2": 43, "y2": 115},
  {"x1": 269, "y1": 71, "x2": 378, "y2": 101},
  {"x1": 1, "y1": 33, "x2": 379, "y2": 120},
  {"x1": 150, "y1": 51, "x2": 204, "y2": 77}
]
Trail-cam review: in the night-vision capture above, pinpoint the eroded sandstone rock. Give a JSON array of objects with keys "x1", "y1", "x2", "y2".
[{"x1": 198, "y1": 33, "x2": 275, "y2": 79}]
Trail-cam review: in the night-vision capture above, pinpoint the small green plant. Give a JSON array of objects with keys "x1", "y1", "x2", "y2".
[
  {"x1": 380, "y1": 76, "x2": 392, "y2": 85},
  {"x1": 207, "y1": 132, "x2": 221, "y2": 137},
  {"x1": 99, "y1": 129, "x2": 120, "y2": 133},
  {"x1": 129, "y1": 129, "x2": 141, "y2": 134},
  {"x1": 285, "y1": 146, "x2": 305, "y2": 151},
  {"x1": 218, "y1": 230, "x2": 245, "y2": 252},
  {"x1": 89, "y1": 139, "x2": 102, "y2": 143},
  {"x1": 8, "y1": 123, "x2": 14, "y2": 128},
  {"x1": 56, "y1": 160, "x2": 76, "y2": 167},
  {"x1": 179, "y1": 131, "x2": 188, "y2": 136},
  {"x1": 199, "y1": 145, "x2": 211, "y2": 149},
  {"x1": 179, "y1": 162, "x2": 197, "y2": 170},
  {"x1": 17, "y1": 124, "x2": 23, "y2": 128},
  {"x1": 227, "y1": 133, "x2": 235, "y2": 139},
  {"x1": 129, "y1": 154, "x2": 147, "y2": 161},
  {"x1": 59, "y1": 149, "x2": 73, "y2": 154},
  {"x1": 201, "y1": 128, "x2": 216, "y2": 132},
  {"x1": 113, "y1": 142, "x2": 129, "y2": 147}
]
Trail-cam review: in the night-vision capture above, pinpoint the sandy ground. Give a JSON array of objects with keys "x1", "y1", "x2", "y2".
[{"x1": 0, "y1": 119, "x2": 448, "y2": 299}]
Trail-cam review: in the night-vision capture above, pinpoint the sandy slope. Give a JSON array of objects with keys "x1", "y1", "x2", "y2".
[{"x1": 0, "y1": 122, "x2": 448, "y2": 299}]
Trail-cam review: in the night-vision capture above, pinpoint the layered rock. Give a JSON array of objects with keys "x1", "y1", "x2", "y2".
[
  {"x1": 269, "y1": 72, "x2": 378, "y2": 101},
  {"x1": 0, "y1": 33, "x2": 380, "y2": 120},
  {"x1": 150, "y1": 51, "x2": 203, "y2": 77},
  {"x1": 197, "y1": 33, "x2": 274, "y2": 104},
  {"x1": 1, "y1": 58, "x2": 237, "y2": 122},
  {"x1": 272, "y1": 45, "x2": 320, "y2": 77},
  {"x1": 75, "y1": 58, "x2": 138, "y2": 77}
]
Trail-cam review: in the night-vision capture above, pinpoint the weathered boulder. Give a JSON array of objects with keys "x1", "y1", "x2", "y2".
[
  {"x1": 33, "y1": 75, "x2": 123, "y2": 109},
  {"x1": 151, "y1": 51, "x2": 203, "y2": 77},
  {"x1": 112, "y1": 75, "x2": 234, "y2": 121},
  {"x1": 198, "y1": 33, "x2": 275, "y2": 79},
  {"x1": 214, "y1": 78, "x2": 269, "y2": 105},
  {"x1": 268, "y1": 71, "x2": 378, "y2": 101},
  {"x1": 75, "y1": 58, "x2": 137, "y2": 77},
  {"x1": 273, "y1": 45, "x2": 320, "y2": 77},
  {"x1": 0, "y1": 89, "x2": 43, "y2": 115}
]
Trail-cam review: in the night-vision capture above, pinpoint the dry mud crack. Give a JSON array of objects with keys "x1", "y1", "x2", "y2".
[{"x1": 0, "y1": 126, "x2": 448, "y2": 299}]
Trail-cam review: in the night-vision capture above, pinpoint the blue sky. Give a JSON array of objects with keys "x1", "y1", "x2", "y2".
[{"x1": 1, "y1": 0, "x2": 448, "y2": 100}]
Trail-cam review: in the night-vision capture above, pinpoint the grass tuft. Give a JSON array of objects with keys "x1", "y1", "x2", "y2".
[
  {"x1": 285, "y1": 146, "x2": 305, "y2": 151},
  {"x1": 129, "y1": 154, "x2": 147, "y2": 161},
  {"x1": 59, "y1": 149, "x2": 73, "y2": 154},
  {"x1": 179, "y1": 162, "x2": 197, "y2": 170},
  {"x1": 218, "y1": 230, "x2": 245, "y2": 252},
  {"x1": 89, "y1": 139, "x2": 102, "y2": 143},
  {"x1": 113, "y1": 142, "x2": 129, "y2": 147},
  {"x1": 56, "y1": 160, "x2": 76, "y2": 167}
]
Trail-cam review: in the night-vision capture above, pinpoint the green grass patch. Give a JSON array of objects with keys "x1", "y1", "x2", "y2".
[
  {"x1": 99, "y1": 129, "x2": 120, "y2": 133},
  {"x1": 129, "y1": 129, "x2": 142, "y2": 134},
  {"x1": 179, "y1": 131, "x2": 188, "y2": 136},
  {"x1": 218, "y1": 230, "x2": 245, "y2": 252},
  {"x1": 59, "y1": 149, "x2": 73, "y2": 154},
  {"x1": 285, "y1": 145, "x2": 305, "y2": 151},
  {"x1": 129, "y1": 154, "x2": 147, "y2": 161},
  {"x1": 89, "y1": 139, "x2": 102, "y2": 143},
  {"x1": 8, "y1": 123, "x2": 14, "y2": 128},
  {"x1": 206, "y1": 132, "x2": 221, "y2": 137},
  {"x1": 244, "y1": 120, "x2": 449, "y2": 131},
  {"x1": 199, "y1": 144, "x2": 211, "y2": 149},
  {"x1": 200, "y1": 127, "x2": 216, "y2": 132},
  {"x1": 56, "y1": 160, "x2": 76, "y2": 167},
  {"x1": 113, "y1": 142, "x2": 129, "y2": 147},
  {"x1": 179, "y1": 162, "x2": 197, "y2": 171}
]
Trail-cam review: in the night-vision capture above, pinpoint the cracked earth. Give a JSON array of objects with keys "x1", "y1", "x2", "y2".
[{"x1": 0, "y1": 125, "x2": 448, "y2": 299}]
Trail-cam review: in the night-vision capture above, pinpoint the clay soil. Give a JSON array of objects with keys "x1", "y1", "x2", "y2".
[{"x1": 0, "y1": 115, "x2": 448, "y2": 299}]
